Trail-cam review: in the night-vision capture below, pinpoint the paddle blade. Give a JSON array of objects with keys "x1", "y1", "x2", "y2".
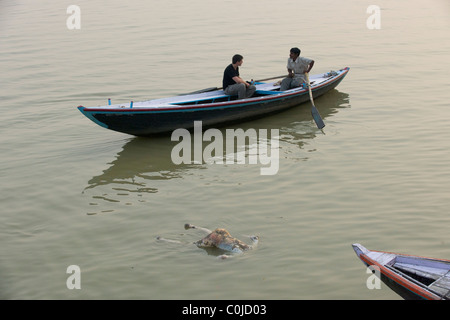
[{"x1": 311, "y1": 105, "x2": 325, "y2": 129}]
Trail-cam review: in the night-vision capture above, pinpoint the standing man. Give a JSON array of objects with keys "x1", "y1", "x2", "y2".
[
  {"x1": 223, "y1": 54, "x2": 256, "y2": 99},
  {"x1": 280, "y1": 47, "x2": 314, "y2": 91}
]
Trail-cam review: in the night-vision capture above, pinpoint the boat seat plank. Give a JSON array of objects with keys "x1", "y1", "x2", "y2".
[
  {"x1": 255, "y1": 82, "x2": 280, "y2": 91},
  {"x1": 170, "y1": 82, "x2": 284, "y2": 106},
  {"x1": 367, "y1": 252, "x2": 396, "y2": 265},
  {"x1": 429, "y1": 271, "x2": 450, "y2": 299},
  {"x1": 255, "y1": 90, "x2": 281, "y2": 95},
  {"x1": 394, "y1": 262, "x2": 448, "y2": 280}
]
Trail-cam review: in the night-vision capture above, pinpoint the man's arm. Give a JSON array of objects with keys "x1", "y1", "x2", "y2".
[
  {"x1": 306, "y1": 60, "x2": 315, "y2": 73},
  {"x1": 287, "y1": 68, "x2": 294, "y2": 78},
  {"x1": 232, "y1": 76, "x2": 250, "y2": 87}
]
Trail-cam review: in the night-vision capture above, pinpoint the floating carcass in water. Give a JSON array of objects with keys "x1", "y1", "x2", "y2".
[{"x1": 156, "y1": 224, "x2": 258, "y2": 259}]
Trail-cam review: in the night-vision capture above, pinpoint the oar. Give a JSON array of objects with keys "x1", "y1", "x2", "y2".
[
  {"x1": 181, "y1": 75, "x2": 287, "y2": 95},
  {"x1": 305, "y1": 72, "x2": 325, "y2": 129},
  {"x1": 252, "y1": 75, "x2": 287, "y2": 83}
]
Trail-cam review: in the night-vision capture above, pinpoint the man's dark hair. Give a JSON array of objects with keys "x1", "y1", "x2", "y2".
[
  {"x1": 290, "y1": 47, "x2": 301, "y2": 55},
  {"x1": 232, "y1": 54, "x2": 243, "y2": 64}
]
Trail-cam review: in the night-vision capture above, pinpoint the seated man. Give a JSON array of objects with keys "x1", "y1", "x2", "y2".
[
  {"x1": 223, "y1": 54, "x2": 256, "y2": 99},
  {"x1": 280, "y1": 47, "x2": 314, "y2": 91}
]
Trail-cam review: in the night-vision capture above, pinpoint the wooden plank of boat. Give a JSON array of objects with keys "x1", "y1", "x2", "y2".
[
  {"x1": 352, "y1": 243, "x2": 450, "y2": 300},
  {"x1": 77, "y1": 67, "x2": 349, "y2": 136}
]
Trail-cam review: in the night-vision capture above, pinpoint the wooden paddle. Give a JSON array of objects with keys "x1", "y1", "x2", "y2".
[
  {"x1": 305, "y1": 72, "x2": 325, "y2": 129},
  {"x1": 251, "y1": 75, "x2": 287, "y2": 83},
  {"x1": 181, "y1": 75, "x2": 287, "y2": 95}
]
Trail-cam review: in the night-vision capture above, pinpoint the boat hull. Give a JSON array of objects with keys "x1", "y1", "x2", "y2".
[
  {"x1": 352, "y1": 243, "x2": 450, "y2": 300},
  {"x1": 78, "y1": 67, "x2": 349, "y2": 136}
]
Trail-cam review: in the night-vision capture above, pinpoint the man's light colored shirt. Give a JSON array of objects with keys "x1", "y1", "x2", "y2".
[{"x1": 287, "y1": 56, "x2": 313, "y2": 79}]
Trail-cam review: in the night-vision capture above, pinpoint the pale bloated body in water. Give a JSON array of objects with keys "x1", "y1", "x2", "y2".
[{"x1": 157, "y1": 224, "x2": 258, "y2": 259}]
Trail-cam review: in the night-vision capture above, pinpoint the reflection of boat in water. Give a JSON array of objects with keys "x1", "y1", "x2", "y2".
[
  {"x1": 83, "y1": 137, "x2": 197, "y2": 214},
  {"x1": 270, "y1": 89, "x2": 349, "y2": 140},
  {"x1": 85, "y1": 137, "x2": 195, "y2": 189},
  {"x1": 83, "y1": 138, "x2": 193, "y2": 194},
  {"x1": 83, "y1": 89, "x2": 349, "y2": 212}
]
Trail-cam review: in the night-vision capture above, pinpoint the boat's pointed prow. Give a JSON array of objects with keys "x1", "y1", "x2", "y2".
[
  {"x1": 351, "y1": 243, "x2": 450, "y2": 300},
  {"x1": 352, "y1": 243, "x2": 370, "y2": 257},
  {"x1": 77, "y1": 105, "x2": 109, "y2": 129}
]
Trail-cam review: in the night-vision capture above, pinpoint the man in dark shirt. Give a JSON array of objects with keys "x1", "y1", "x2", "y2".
[{"x1": 222, "y1": 54, "x2": 256, "y2": 99}]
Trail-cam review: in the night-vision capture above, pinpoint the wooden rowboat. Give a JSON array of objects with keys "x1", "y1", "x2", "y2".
[
  {"x1": 352, "y1": 243, "x2": 450, "y2": 300},
  {"x1": 77, "y1": 67, "x2": 349, "y2": 136}
]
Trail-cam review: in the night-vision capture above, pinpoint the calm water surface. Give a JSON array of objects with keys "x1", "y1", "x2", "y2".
[{"x1": 1, "y1": 0, "x2": 449, "y2": 300}]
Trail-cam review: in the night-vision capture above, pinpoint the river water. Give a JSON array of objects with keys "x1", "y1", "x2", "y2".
[{"x1": 1, "y1": 0, "x2": 449, "y2": 300}]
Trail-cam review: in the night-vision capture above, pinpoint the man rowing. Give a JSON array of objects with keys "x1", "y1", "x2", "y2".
[{"x1": 280, "y1": 47, "x2": 314, "y2": 91}]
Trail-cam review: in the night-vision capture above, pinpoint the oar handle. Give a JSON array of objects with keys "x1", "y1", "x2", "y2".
[
  {"x1": 182, "y1": 75, "x2": 288, "y2": 95},
  {"x1": 254, "y1": 75, "x2": 288, "y2": 82},
  {"x1": 222, "y1": 74, "x2": 287, "y2": 89},
  {"x1": 305, "y1": 73, "x2": 314, "y2": 104}
]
